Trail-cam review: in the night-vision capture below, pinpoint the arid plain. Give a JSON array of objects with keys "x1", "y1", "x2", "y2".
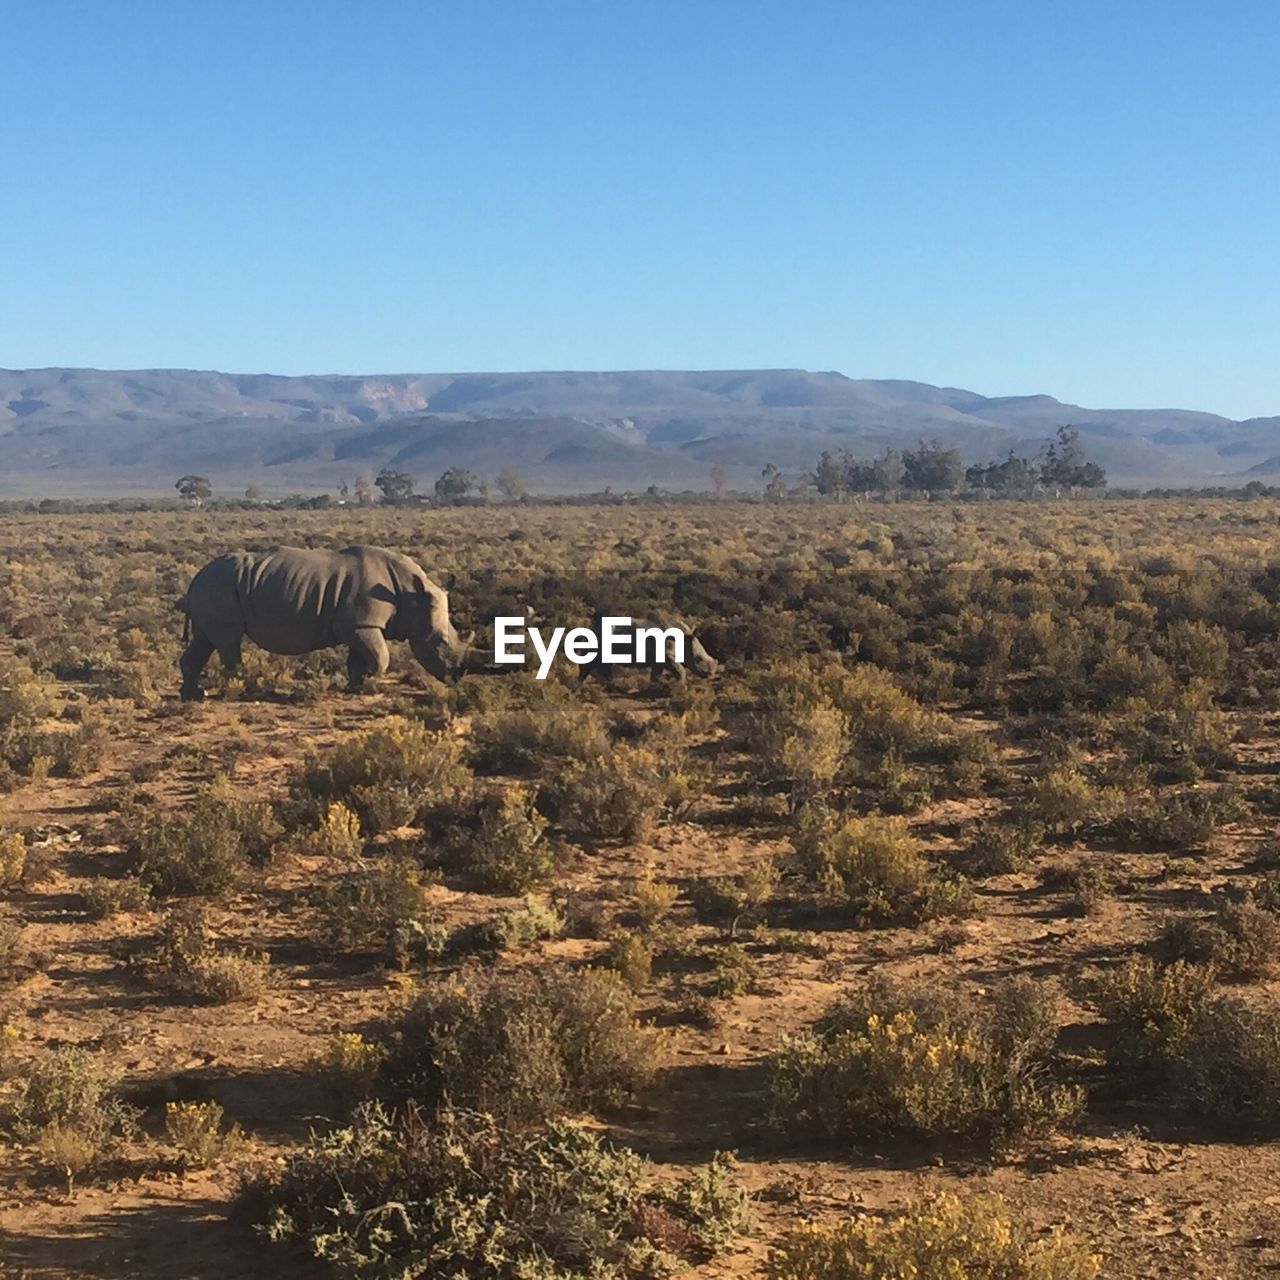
[{"x1": 5, "y1": 499, "x2": 1280, "y2": 1278}]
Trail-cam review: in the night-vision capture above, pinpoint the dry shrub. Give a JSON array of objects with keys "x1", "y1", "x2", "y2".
[
  {"x1": 125, "y1": 777, "x2": 280, "y2": 897},
  {"x1": 294, "y1": 718, "x2": 470, "y2": 835},
  {"x1": 149, "y1": 904, "x2": 272, "y2": 1003},
  {"x1": 9, "y1": 1046, "x2": 139, "y2": 1190},
  {"x1": 1026, "y1": 766, "x2": 1120, "y2": 836},
  {"x1": 1175, "y1": 996, "x2": 1280, "y2": 1129},
  {"x1": 165, "y1": 1099, "x2": 245, "y2": 1166},
  {"x1": 767, "y1": 1194, "x2": 1098, "y2": 1280},
  {"x1": 307, "y1": 801, "x2": 364, "y2": 860},
  {"x1": 470, "y1": 688, "x2": 611, "y2": 776},
  {"x1": 689, "y1": 859, "x2": 780, "y2": 937},
  {"x1": 769, "y1": 975, "x2": 1079, "y2": 1147},
  {"x1": 311, "y1": 1032, "x2": 387, "y2": 1104},
  {"x1": 963, "y1": 819, "x2": 1044, "y2": 876},
  {"x1": 1093, "y1": 955, "x2": 1216, "y2": 1072},
  {"x1": 545, "y1": 742, "x2": 700, "y2": 842},
  {"x1": 81, "y1": 876, "x2": 152, "y2": 920},
  {"x1": 241, "y1": 1104, "x2": 748, "y2": 1279},
  {"x1": 1161, "y1": 900, "x2": 1280, "y2": 979},
  {"x1": 795, "y1": 814, "x2": 928, "y2": 922},
  {"x1": 604, "y1": 934, "x2": 655, "y2": 992},
  {"x1": 632, "y1": 874, "x2": 680, "y2": 928},
  {"x1": 0, "y1": 832, "x2": 26, "y2": 889},
  {"x1": 313, "y1": 858, "x2": 446, "y2": 965},
  {"x1": 378, "y1": 967, "x2": 660, "y2": 1125},
  {"x1": 436, "y1": 786, "x2": 554, "y2": 892}
]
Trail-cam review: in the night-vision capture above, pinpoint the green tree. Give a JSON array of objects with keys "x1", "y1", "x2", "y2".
[
  {"x1": 902, "y1": 439, "x2": 963, "y2": 494},
  {"x1": 1041, "y1": 426, "x2": 1106, "y2": 490},
  {"x1": 375, "y1": 468, "x2": 416, "y2": 504},
  {"x1": 176, "y1": 475, "x2": 212, "y2": 506},
  {"x1": 434, "y1": 467, "x2": 481, "y2": 502}
]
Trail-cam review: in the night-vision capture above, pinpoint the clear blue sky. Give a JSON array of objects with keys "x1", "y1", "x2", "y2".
[{"x1": 4, "y1": 1, "x2": 1278, "y2": 418}]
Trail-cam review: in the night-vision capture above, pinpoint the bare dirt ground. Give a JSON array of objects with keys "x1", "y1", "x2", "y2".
[{"x1": 4, "y1": 680, "x2": 1280, "y2": 1279}]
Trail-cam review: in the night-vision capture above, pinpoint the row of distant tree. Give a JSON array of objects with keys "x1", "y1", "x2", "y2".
[
  {"x1": 802, "y1": 426, "x2": 1106, "y2": 499},
  {"x1": 175, "y1": 465, "x2": 529, "y2": 507},
  {"x1": 172, "y1": 428, "x2": 1103, "y2": 507}
]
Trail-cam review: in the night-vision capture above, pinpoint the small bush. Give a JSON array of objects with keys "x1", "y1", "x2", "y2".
[
  {"x1": 307, "y1": 801, "x2": 364, "y2": 860},
  {"x1": 148, "y1": 904, "x2": 272, "y2": 1003},
  {"x1": 476, "y1": 896, "x2": 566, "y2": 951},
  {"x1": 1176, "y1": 995, "x2": 1280, "y2": 1129},
  {"x1": 796, "y1": 814, "x2": 927, "y2": 922},
  {"x1": 471, "y1": 691, "x2": 611, "y2": 776},
  {"x1": 1026, "y1": 766, "x2": 1119, "y2": 836},
  {"x1": 632, "y1": 875, "x2": 680, "y2": 928},
  {"x1": 165, "y1": 1100, "x2": 245, "y2": 1166},
  {"x1": 1112, "y1": 788, "x2": 1245, "y2": 853},
  {"x1": 1093, "y1": 955, "x2": 1216, "y2": 1072},
  {"x1": 767, "y1": 1194, "x2": 1098, "y2": 1280},
  {"x1": 241, "y1": 1104, "x2": 747, "y2": 1279},
  {"x1": 81, "y1": 876, "x2": 152, "y2": 920},
  {"x1": 706, "y1": 943, "x2": 759, "y2": 998},
  {"x1": 963, "y1": 819, "x2": 1043, "y2": 876},
  {"x1": 603, "y1": 934, "x2": 655, "y2": 992},
  {"x1": 311, "y1": 1032, "x2": 387, "y2": 1105},
  {"x1": 294, "y1": 719, "x2": 470, "y2": 835},
  {"x1": 689, "y1": 859, "x2": 780, "y2": 936},
  {"x1": 1161, "y1": 900, "x2": 1280, "y2": 979},
  {"x1": 9, "y1": 1046, "x2": 139, "y2": 1186},
  {"x1": 769, "y1": 975, "x2": 1079, "y2": 1147},
  {"x1": 125, "y1": 778, "x2": 280, "y2": 897},
  {"x1": 378, "y1": 967, "x2": 660, "y2": 1125},
  {"x1": 545, "y1": 743, "x2": 701, "y2": 842},
  {"x1": 437, "y1": 786, "x2": 555, "y2": 893},
  {"x1": 0, "y1": 831, "x2": 26, "y2": 889},
  {"x1": 313, "y1": 859, "x2": 445, "y2": 965}
]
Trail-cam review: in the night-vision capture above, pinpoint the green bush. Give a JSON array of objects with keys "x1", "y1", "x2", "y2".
[
  {"x1": 436, "y1": 786, "x2": 555, "y2": 892},
  {"x1": 794, "y1": 813, "x2": 928, "y2": 922},
  {"x1": 125, "y1": 778, "x2": 280, "y2": 896},
  {"x1": 767, "y1": 1194, "x2": 1098, "y2": 1280},
  {"x1": 313, "y1": 859, "x2": 445, "y2": 966},
  {"x1": 769, "y1": 975, "x2": 1079, "y2": 1147},
  {"x1": 241, "y1": 1104, "x2": 748, "y2": 1279},
  {"x1": 293, "y1": 718, "x2": 470, "y2": 835},
  {"x1": 1093, "y1": 955, "x2": 1216, "y2": 1072},
  {"x1": 1161, "y1": 899, "x2": 1280, "y2": 979},
  {"x1": 377, "y1": 968, "x2": 660, "y2": 1125}
]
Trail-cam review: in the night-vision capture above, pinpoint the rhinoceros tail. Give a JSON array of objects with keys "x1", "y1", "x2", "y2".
[{"x1": 177, "y1": 597, "x2": 191, "y2": 644}]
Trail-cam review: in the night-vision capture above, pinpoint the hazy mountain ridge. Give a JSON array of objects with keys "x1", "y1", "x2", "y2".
[{"x1": 0, "y1": 367, "x2": 1275, "y2": 495}]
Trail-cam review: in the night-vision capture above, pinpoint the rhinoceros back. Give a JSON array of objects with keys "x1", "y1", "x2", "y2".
[
  {"x1": 188, "y1": 545, "x2": 411, "y2": 656},
  {"x1": 236, "y1": 547, "x2": 367, "y2": 654}
]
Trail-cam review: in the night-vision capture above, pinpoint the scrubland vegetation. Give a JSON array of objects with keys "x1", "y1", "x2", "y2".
[{"x1": 6, "y1": 497, "x2": 1280, "y2": 1275}]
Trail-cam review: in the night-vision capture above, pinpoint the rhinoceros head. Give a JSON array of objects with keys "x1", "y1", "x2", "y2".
[{"x1": 407, "y1": 578, "x2": 470, "y2": 682}]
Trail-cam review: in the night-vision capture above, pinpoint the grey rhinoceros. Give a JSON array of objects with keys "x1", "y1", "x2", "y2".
[
  {"x1": 577, "y1": 614, "x2": 719, "y2": 683},
  {"x1": 179, "y1": 544, "x2": 470, "y2": 700}
]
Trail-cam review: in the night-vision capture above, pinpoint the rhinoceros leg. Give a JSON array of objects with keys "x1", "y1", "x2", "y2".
[
  {"x1": 179, "y1": 632, "x2": 215, "y2": 701},
  {"x1": 346, "y1": 627, "x2": 390, "y2": 691}
]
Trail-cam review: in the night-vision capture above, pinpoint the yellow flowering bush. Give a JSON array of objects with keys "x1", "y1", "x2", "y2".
[
  {"x1": 769, "y1": 976, "x2": 1080, "y2": 1145},
  {"x1": 767, "y1": 1194, "x2": 1099, "y2": 1280}
]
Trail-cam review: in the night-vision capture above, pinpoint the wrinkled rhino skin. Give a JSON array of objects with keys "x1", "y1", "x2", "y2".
[{"x1": 179, "y1": 544, "x2": 465, "y2": 699}]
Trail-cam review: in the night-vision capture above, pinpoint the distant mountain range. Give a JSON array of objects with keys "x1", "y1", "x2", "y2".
[{"x1": 2, "y1": 366, "x2": 1279, "y2": 496}]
